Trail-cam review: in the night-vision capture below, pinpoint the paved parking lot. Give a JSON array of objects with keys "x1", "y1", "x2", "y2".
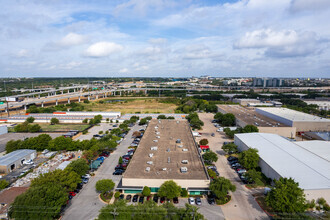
[
  {"x1": 197, "y1": 113, "x2": 269, "y2": 220},
  {"x1": 0, "y1": 132, "x2": 66, "y2": 153},
  {"x1": 62, "y1": 124, "x2": 143, "y2": 220},
  {"x1": 76, "y1": 123, "x2": 119, "y2": 141}
]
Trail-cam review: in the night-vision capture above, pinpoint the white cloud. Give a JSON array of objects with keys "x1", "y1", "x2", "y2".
[
  {"x1": 234, "y1": 29, "x2": 327, "y2": 57},
  {"x1": 84, "y1": 42, "x2": 124, "y2": 58},
  {"x1": 290, "y1": 0, "x2": 330, "y2": 12},
  {"x1": 57, "y1": 33, "x2": 88, "y2": 47},
  {"x1": 16, "y1": 49, "x2": 30, "y2": 58},
  {"x1": 119, "y1": 68, "x2": 129, "y2": 73},
  {"x1": 148, "y1": 38, "x2": 167, "y2": 44}
]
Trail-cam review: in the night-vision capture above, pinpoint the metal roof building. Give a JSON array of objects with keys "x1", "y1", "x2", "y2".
[
  {"x1": 256, "y1": 107, "x2": 330, "y2": 131},
  {"x1": 234, "y1": 133, "x2": 330, "y2": 201},
  {"x1": 294, "y1": 140, "x2": 330, "y2": 162},
  {"x1": 0, "y1": 149, "x2": 36, "y2": 173}
]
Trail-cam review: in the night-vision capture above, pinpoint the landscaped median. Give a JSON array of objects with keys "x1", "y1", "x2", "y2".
[{"x1": 96, "y1": 179, "x2": 115, "y2": 204}]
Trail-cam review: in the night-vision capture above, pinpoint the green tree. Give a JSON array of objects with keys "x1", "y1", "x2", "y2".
[
  {"x1": 6, "y1": 140, "x2": 22, "y2": 153},
  {"x1": 82, "y1": 118, "x2": 88, "y2": 123},
  {"x1": 96, "y1": 179, "x2": 115, "y2": 194},
  {"x1": 0, "y1": 179, "x2": 9, "y2": 190},
  {"x1": 242, "y1": 125, "x2": 259, "y2": 133},
  {"x1": 222, "y1": 143, "x2": 238, "y2": 154},
  {"x1": 66, "y1": 159, "x2": 89, "y2": 177},
  {"x1": 210, "y1": 177, "x2": 236, "y2": 201},
  {"x1": 48, "y1": 136, "x2": 75, "y2": 151},
  {"x1": 139, "y1": 118, "x2": 148, "y2": 125},
  {"x1": 28, "y1": 124, "x2": 41, "y2": 132},
  {"x1": 31, "y1": 169, "x2": 81, "y2": 192},
  {"x1": 114, "y1": 191, "x2": 120, "y2": 198},
  {"x1": 157, "y1": 115, "x2": 167, "y2": 119},
  {"x1": 202, "y1": 151, "x2": 218, "y2": 163},
  {"x1": 199, "y1": 139, "x2": 208, "y2": 145},
  {"x1": 214, "y1": 112, "x2": 223, "y2": 121},
  {"x1": 266, "y1": 177, "x2": 307, "y2": 214},
  {"x1": 34, "y1": 134, "x2": 52, "y2": 151},
  {"x1": 207, "y1": 169, "x2": 217, "y2": 179},
  {"x1": 221, "y1": 113, "x2": 235, "y2": 126},
  {"x1": 142, "y1": 186, "x2": 151, "y2": 197},
  {"x1": 239, "y1": 148, "x2": 259, "y2": 170},
  {"x1": 9, "y1": 184, "x2": 67, "y2": 220},
  {"x1": 158, "y1": 180, "x2": 181, "y2": 199},
  {"x1": 118, "y1": 157, "x2": 123, "y2": 164},
  {"x1": 26, "y1": 116, "x2": 35, "y2": 123},
  {"x1": 50, "y1": 117, "x2": 59, "y2": 125},
  {"x1": 244, "y1": 169, "x2": 262, "y2": 184},
  {"x1": 181, "y1": 188, "x2": 188, "y2": 197}
]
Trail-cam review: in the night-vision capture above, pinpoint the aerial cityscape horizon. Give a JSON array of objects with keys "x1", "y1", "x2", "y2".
[{"x1": 1, "y1": 0, "x2": 330, "y2": 77}]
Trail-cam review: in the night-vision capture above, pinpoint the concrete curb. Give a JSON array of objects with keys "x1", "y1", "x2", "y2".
[
  {"x1": 254, "y1": 196, "x2": 274, "y2": 217},
  {"x1": 98, "y1": 193, "x2": 110, "y2": 204}
]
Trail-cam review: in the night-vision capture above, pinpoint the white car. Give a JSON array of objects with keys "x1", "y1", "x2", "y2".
[
  {"x1": 82, "y1": 174, "x2": 91, "y2": 179},
  {"x1": 188, "y1": 197, "x2": 195, "y2": 205},
  {"x1": 23, "y1": 159, "x2": 34, "y2": 165}
]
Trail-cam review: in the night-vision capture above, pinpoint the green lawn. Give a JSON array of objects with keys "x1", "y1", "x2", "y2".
[{"x1": 39, "y1": 123, "x2": 90, "y2": 132}]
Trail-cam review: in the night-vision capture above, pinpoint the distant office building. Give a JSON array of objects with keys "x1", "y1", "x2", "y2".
[{"x1": 253, "y1": 78, "x2": 283, "y2": 87}]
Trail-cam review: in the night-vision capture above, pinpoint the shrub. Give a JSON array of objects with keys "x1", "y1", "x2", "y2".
[
  {"x1": 142, "y1": 186, "x2": 151, "y2": 197},
  {"x1": 199, "y1": 139, "x2": 208, "y2": 145},
  {"x1": 26, "y1": 117, "x2": 35, "y2": 123},
  {"x1": 0, "y1": 180, "x2": 9, "y2": 190},
  {"x1": 96, "y1": 179, "x2": 115, "y2": 194},
  {"x1": 114, "y1": 191, "x2": 120, "y2": 199},
  {"x1": 181, "y1": 188, "x2": 188, "y2": 197},
  {"x1": 50, "y1": 118, "x2": 59, "y2": 125}
]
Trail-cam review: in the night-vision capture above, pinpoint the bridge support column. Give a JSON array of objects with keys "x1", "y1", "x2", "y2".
[
  {"x1": 41, "y1": 102, "x2": 44, "y2": 108},
  {"x1": 104, "y1": 93, "x2": 107, "y2": 98},
  {"x1": 62, "y1": 90, "x2": 64, "y2": 95},
  {"x1": 78, "y1": 97, "x2": 81, "y2": 103},
  {"x1": 68, "y1": 98, "x2": 70, "y2": 104},
  {"x1": 145, "y1": 90, "x2": 147, "y2": 94},
  {"x1": 38, "y1": 94, "x2": 40, "y2": 98},
  {"x1": 88, "y1": 96, "x2": 90, "y2": 101},
  {"x1": 24, "y1": 105, "x2": 27, "y2": 111},
  {"x1": 56, "y1": 100, "x2": 58, "y2": 106},
  {"x1": 96, "y1": 95, "x2": 98, "y2": 100},
  {"x1": 119, "y1": 91, "x2": 122, "y2": 96},
  {"x1": 4, "y1": 108, "x2": 7, "y2": 113}
]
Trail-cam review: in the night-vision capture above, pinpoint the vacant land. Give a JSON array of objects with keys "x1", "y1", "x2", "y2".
[
  {"x1": 81, "y1": 99, "x2": 177, "y2": 114},
  {"x1": 39, "y1": 123, "x2": 90, "y2": 132}
]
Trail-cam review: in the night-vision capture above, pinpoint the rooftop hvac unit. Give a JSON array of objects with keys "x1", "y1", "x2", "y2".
[
  {"x1": 162, "y1": 168, "x2": 167, "y2": 171},
  {"x1": 158, "y1": 120, "x2": 161, "y2": 123},
  {"x1": 150, "y1": 146, "x2": 158, "y2": 151},
  {"x1": 147, "y1": 161, "x2": 153, "y2": 165},
  {"x1": 177, "y1": 145, "x2": 183, "y2": 148},
  {"x1": 146, "y1": 167, "x2": 150, "y2": 172},
  {"x1": 149, "y1": 153, "x2": 154, "y2": 158},
  {"x1": 156, "y1": 136, "x2": 160, "y2": 138},
  {"x1": 176, "y1": 139, "x2": 181, "y2": 143},
  {"x1": 153, "y1": 140, "x2": 158, "y2": 142},
  {"x1": 181, "y1": 160, "x2": 188, "y2": 164},
  {"x1": 176, "y1": 121, "x2": 179, "y2": 123},
  {"x1": 156, "y1": 132, "x2": 160, "y2": 135},
  {"x1": 155, "y1": 126, "x2": 158, "y2": 129},
  {"x1": 167, "y1": 148, "x2": 170, "y2": 152},
  {"x1": 180, "y1": 167, "x2": 188, "y2": 173},
  {"x1": 168, "y1": 157, "x2": 171, "y2": 163},
  {"x1": 182, "y1": 148, "x2": 188, "y2": 152}
]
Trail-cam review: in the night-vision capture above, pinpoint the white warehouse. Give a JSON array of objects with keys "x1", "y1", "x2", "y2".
[
  {"x1": 256, "y1": 107, "x2": 330, "y2": 132},
  {"x1": 234, "y1": 133, "x2": 330, "y2": 202}
]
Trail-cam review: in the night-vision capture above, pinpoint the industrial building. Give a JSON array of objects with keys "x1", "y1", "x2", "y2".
[
  {"x1": 304, "y1": 100, "x2": 330, "y2": 111},
  {"x1": 217, "y1": 105, "x2": 296, "y2": 138},
  {"x1": 120, "y1": 119, "x2": 210, "y2": 195},
  {"x1": 256, "y1": 107, "x2": 330, "y2": 132},
  {"x1": 1, "y1": 111, "x2": 121, "y2": 124},
  {"x1": 233, "y1": 98, "x2": 260, "y2": 106},
  {"x1": 0, "y1": 149, "x2": 36, "y2": 173},
  {"x1": 234, "y1": 133, "x2": 330, "y2": 201}
]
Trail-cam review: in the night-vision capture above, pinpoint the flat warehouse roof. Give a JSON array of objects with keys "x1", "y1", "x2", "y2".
[
  {"x1": 257, "y1": 107, "x2": 330, "y2": 122},
  {"x1": 123, "y1": 119, "x2": 209, "y2": 180},
  {"x1": 0, "y1": 149, "x2": 36, "y2": 166},
  {"x1": 235, "y1": 133, "x2": 330, "y2": 190},
  {"x1": 294, "y1": 141, "x2": 330, "y2": 162},
  {"x1": 217, "y1": 105, "x2": 286, "y2": 127}
]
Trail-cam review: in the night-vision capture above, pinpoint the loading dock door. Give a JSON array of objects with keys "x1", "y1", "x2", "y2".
[{"x1": 10, "y1": 164, "x2": 15, "y2": 171}]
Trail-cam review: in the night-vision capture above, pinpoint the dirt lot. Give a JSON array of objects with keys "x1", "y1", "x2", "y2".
[
  {"x1": 197, "y1": 113, "x2": 269, "y2": 220},
  {"x1": 38, "y1": 123, "x2": 90, "y2": 132},
  {"x1": 81, "y1": 98, "x2": 177, "y2": 114}
]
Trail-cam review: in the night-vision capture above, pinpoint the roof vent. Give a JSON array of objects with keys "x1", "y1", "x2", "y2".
[
  {"x1": 156, "y1": 132, "x2": 160, "y2": 135},
  {"x1": 156, "y1": 136, "x2": 160, "y2": 139},
  {"x1": 182, "y1": 148, "x2": 188, "y2": 152},
  {"x1": 146, "y1": 167, "x2": 150, "y2": 172},
  {"x1": 162, "y1": 168, "x2": 167, "y2": 171},
  {"x1": 182, "y1": 160, "x2": 188, "y2": 164},
  {"x1": 147, "y1": 161, "x2": 153, "y2": 165},
  {"x1": 177, "y1": 145, "x2": 183, "y2": 148},
  {"x1": 177, "y1": 121, "x2": 180, "y2": 123},
  {"x1": 150, "y1": 146, "x2": 158, "y2": 151},
  {"x1": 149, "y1": 153, "x2": 154, "y2": 158},
  {"x1": 168, "y1": 157, "x2": 171, "y2": 163},
  {"x1": 167, "y1": 148, "x2": 170, "y2": 152},
  {"x1": 153, "y1": 140, "x2": 158, "y2": 142},
  {"x1": 176, "y1": 139, "x2": 181, "y2": 143}
]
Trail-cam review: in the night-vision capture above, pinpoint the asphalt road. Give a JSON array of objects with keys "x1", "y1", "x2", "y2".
[
  {"x1": 62, "y1": 123, "x2": 142, "y2": 220},
  {"x1": 198, "y1": 113, "x2": 269, "y2": 220}
]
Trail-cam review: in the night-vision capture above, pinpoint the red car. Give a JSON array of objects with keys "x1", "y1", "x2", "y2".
[
  {"x1": 160, "y1": 197, "x2": 166, "y2": 203},
  {"x1": 69, "y1": 192, "x2": 76, "y2": 197},
  {"x1": 147, "y1": 196, "x2": 152, "y2": 201}
]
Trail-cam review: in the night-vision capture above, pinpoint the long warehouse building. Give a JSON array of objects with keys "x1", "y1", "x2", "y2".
[
  {"x1": 234, "y1": 133, "x2": 330, "y2": 201},
  {"x1": 256, "y1": 107, "x2": 330, "y2": 132},
  {"x1": 120, "y1": 119, "x2": 210, "y2": 195},
  {"x1": 0, "y1": 149, "x2": 36, "y2": 173}
]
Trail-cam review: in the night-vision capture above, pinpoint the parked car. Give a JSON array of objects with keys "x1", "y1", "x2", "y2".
[
  {"x1": 119, "y1": 194, "x2": 125, "y2": 200},
  {"x1": 69, "y1": 191, "x2": 76, "y2": 197},
  {"x1": 147, "y1": 196, "x2": 152, "y2": 201},
  {"x1": 237, "y1": 168, "x2": 247, "y2": 174},
  {"x1": 207, "y1": 196, "x2": 215, "y2": 205},
  {"x1": 126, "y1": 194, "x2": 132, "y2": 202},
  {"x1": 139, "y1": 196, "x2": 144, "y2": 204},
  {"x1": 113, "y1": 124, "x2": 118, "y2": 127},
  {"x1": 227, "y1": 156, "x2": 238, "y2": 161},
  {"x1": 82, "y1": 178, "x2": 89, "y2": 184},
  {"x1": 132, "y1": 195, "x2": 139, "y2": 202},
  {"x1": 113, "y1": 170, "x2": 124, "y2": 175},
  {"x1": 82, "y1": 174, "x2": 91, "y2": 179},
  {"x1": 153, "y1": 195, "x2": 159, "y2": 203},
  {"x1": 211, "y1": 133, "x2": 215, "y2": 137},
  {"x1": 173, "y1": 197, "x2": 179, "y2": 204},
  {"x1": 160, "y1": 197, "x2": 166, "y2": 204},
  {"x1": 23, "y1": 159, "x2": 34, "y2": 165},
  {"x1": 195, "y1": 197, "x2": 202, "y2": 205},
  {"x1": 188, "y1": 197, "x2": 195, "y2": 205}
]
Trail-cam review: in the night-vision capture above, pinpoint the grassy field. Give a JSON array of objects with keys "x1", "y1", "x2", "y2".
[
  {"x1": 81, "y1": 99, "x2": 178, "y2": 114},
  {"x1": 39, "y1": 123, "x2": 90, "y2": 132}
]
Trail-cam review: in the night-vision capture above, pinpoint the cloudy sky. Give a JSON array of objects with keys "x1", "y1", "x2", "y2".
[{"x1": 0, "y1": 0, "x2": 329, "y2": 77}]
